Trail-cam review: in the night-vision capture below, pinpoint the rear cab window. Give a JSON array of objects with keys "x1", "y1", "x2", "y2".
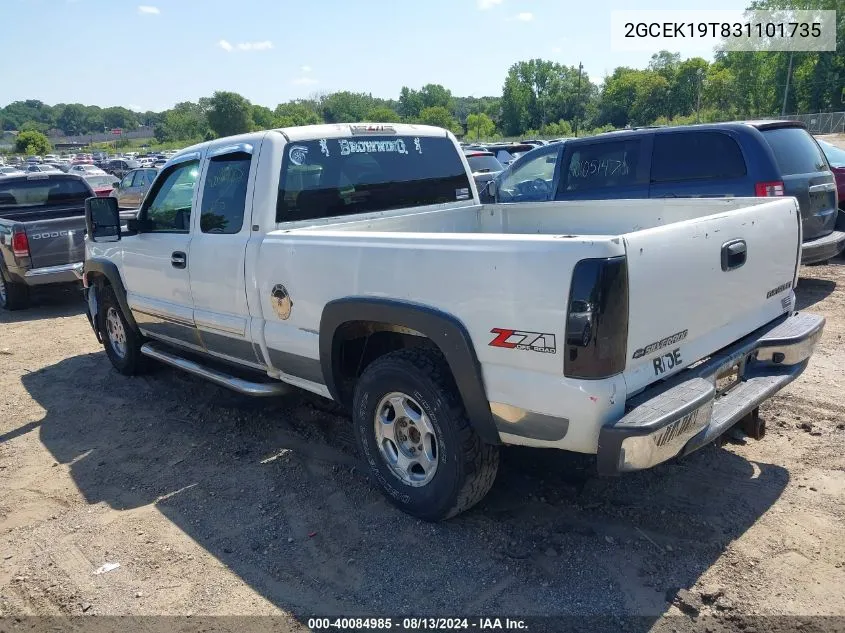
[
  {"x1": 651, "y1": 131, "x2": 747, "y2": 182},
  {"x1": 0, "y1": 176, "x2": 91, "y2": 209},
  {"x1": 761, "y1": 126, "x2": 828, "y2": 175},
  {"x1": 466, "y1": 155, "x2": 503, "y2": 174},
  {"x1": 276, "y1": 135, "x2": 471, "y2": 223}
]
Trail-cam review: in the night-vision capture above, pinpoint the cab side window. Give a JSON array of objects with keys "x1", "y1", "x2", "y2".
[
  {"x1": 141, "y1": 160, "x2": 199, "y2": 233},
  {"x1": 200, "y1": 152, "x2": 251, "y2": 234},
  {"x1": 562, "y1": 140, "x2": 642, "y2": 191}
]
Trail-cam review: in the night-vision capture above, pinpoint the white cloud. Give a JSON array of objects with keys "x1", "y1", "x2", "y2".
[
  {"x1": 551, "y1": 46, "x2": 562, "y2": 54},
  {"x1": 128, "y1": 104, "x2": 143, "y2": 112},
  {"x1": 137, "y1": 5, "x2": 159, "y2": 14},
  {"x1": 292, "y1": 77, "x2": 319, "y2": 86},
  {"x1": 300, "y1": 65, "x2": 312, "y2": 73},
  {"x1": 218, "y1": 40, "x2": 273, "y2": 52},
  {"x1": 516, "y1": 12, "x2": 533, "y2": 21},
  {"x1": 237, "y1": 40, "x2": 274, "y2": 51},
  {"x1": 477, "y1": 0, "x2": 503, "y2": 9}
]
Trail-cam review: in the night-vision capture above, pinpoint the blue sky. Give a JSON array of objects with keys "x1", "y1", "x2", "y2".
[{"x1": 5, "y1": 0, "x2": 750, "y2": 112}]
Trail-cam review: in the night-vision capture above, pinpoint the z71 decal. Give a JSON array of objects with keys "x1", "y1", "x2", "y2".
[
  {"x1": 489, "y1": 329, "x2": 557, "y2": 354},
  {"x1": 653, "y1": 349, "x2": 683, "y2": 376}
]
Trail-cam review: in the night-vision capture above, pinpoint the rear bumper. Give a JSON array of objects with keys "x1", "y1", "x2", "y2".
[
  {"x1": 597, "y1": 311, "x2": 824, "y2": 475},
  {"x1": 22, "y1": 262, "x2": 84, "y2": 286},
  {"x1": 801, "y1": 230, "x2": 845, "y2": 264}
]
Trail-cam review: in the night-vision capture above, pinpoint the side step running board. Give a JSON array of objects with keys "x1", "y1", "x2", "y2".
[{"x1": 140, "y1": 342, "x2": 290, "y2": 397}]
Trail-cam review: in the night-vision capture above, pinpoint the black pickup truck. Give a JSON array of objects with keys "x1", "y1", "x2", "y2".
[{"x1": 0, "y1": 173, "x2": 91, "y2": 310}]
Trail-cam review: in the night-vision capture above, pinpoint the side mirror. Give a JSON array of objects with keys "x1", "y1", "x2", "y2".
[
  {"x1": 486, "y1": 179, "x2": 497, "y2": 200},
  {"x1": 85, "y1": 196, "x2": 121, "y2": 243}
]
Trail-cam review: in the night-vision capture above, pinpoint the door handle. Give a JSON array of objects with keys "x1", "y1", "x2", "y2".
[
  {"x1": 721, "y1": 239, "x2": 747, "y2": 272},
  {"x1": 171, "y1": 251, "x2": 187, "y2": 269}
]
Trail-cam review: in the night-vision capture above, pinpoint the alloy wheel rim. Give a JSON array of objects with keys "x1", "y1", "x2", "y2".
[
  {"x1": 105, "y1": 307, "x2": 128, "y2": 359},
  {"x1": 373, "y1": 391, "x2": 439, "y2": 487}
]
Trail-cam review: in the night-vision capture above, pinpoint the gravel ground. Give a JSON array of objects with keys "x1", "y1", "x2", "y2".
[{"x1": 1, "y1": 268, "x2": 844, "y2": 631}]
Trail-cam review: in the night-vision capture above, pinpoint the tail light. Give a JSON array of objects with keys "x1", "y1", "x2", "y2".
[
  {"x1": 11, "y1": 232, "x2": 29, "y2": 258},
  {"x1": 755, "y1": 181, "x2": 785, "y2": 197},
  {"x1": 564, "y1": 257, "x2": 629, "y2": 379}
]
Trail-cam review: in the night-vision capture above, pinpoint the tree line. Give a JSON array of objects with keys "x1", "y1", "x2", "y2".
[{"x1": 2, "y1": 0, "x2": 841, "y2": 147}]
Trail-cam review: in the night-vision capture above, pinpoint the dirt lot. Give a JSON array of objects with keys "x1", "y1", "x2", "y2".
[{"x1": 1, "y1": 260, "x2": 845, "y2": 630}]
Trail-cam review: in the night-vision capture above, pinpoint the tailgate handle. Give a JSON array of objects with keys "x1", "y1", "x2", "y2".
[
  {"x1": 721, "y1": 239, "x2": 747, "y2": 272},
  {"x1": 808, "y1": 183, "x2": 836, "y2": 194},
  {"x1": 171, "y1": 251, "x2": 187, "y2": 269}
]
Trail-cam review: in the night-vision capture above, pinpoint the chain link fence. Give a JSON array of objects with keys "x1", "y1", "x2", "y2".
[{"x1": 779, "y1": 111, "x2": 845, "y2": 134}]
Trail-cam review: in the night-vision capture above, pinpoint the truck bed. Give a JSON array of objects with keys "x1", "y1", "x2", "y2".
[{"x1": 290, "y1": 198, "x2": 778, "y2": 237}]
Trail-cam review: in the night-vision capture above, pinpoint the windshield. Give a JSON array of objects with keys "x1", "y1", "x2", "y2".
[
  {"x1": 818, "y1": 140, "x2": 845, "y2": 168},
  {"x1": 466, "y1": 155, "x2": 503, "y2": 174},
  {"x1": 0, "y1": 177, "x2": 91, "y2": 207}
]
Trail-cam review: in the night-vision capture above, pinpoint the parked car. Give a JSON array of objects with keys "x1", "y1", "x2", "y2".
[
  {"x1": 486, "y1": 121, "x2": 844, "y2": 264},
  {"x1": 152, "y1": 159, "x2": 167, "y2": 170},
  {"x1": 26, "y1": 156, "x2": 43, "y2": 164},
  {"x1": 521, "y1": 139, "x2": 548, "y2": 146},
  {"x1": 817, "y1": 139, "x2": 845, "y2": 212},
  {"x1": 81, "y1": 124, "x2": 822, "y2": 520},
  {"x1": 43, "y1": 154, "x2": 59, "y2": 163},
  {"x1": 0, "y1": 173, "x2": 91, "y2": 310},
  {"x1": 111, "y1": 168, "x2": 157, "y2": 208},
  {"x1": 486, "y1": 143, "x2": 538, "y2": 166},
  {"x1": 69, "y1": 164, "x2": 107, "y2": 177},
  {"x1": 84, "y1": 174, "x2": 120, "y2": 197},
  {"x1": 103, "y1": 159, "x2": 141, "y2": 179},
  {"x1": 463, "y1": 150, "x2": 504, "y2": 190},
  {"x1": 25, "y1": 164, "x2": 62, "y2": 174},
  {"x1": 0, "y1": 167, "x2": 25, "y2": 177}
]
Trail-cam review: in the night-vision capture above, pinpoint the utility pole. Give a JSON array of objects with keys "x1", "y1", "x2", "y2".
[
  {"x1": 696, "y1": 69, "x2": 704, "y2": 123},
  {"x1": 781, "y1": 50, "x2": 794, "y2": 116},
  {"x1": 574, "y1": 62, "x2": 583, "y2": 137}
]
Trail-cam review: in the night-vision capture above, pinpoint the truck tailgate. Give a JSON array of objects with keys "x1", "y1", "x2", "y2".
[
  {"x1": 24, "y1": 214, "x2": 87, "y2": 269},
  {"x1": 622, "y1": 198, "x2": 801, "y2": 395}
]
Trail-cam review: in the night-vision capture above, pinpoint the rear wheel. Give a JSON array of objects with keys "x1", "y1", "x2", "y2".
[
  {"x1": 0, "y1": 268, "x2": 29, "y2": 311},
  {"x1": 352, "y1": 348, "x2": 499, "y2": 521},
  {"x1": 99, "y1": 286, "x2": 146, "y2": 375}
]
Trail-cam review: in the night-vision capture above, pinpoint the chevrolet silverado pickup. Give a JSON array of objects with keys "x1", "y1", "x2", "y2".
[
  {"x1": 0, "y1": 173, "x2": 90, "y2": 310},
  {"x1": 81, "y1": 123, "x2": 824, "y2": 520}
]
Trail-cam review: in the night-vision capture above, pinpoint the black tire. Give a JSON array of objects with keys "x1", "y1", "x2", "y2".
[
  {"x1": 352, "y1": 348, "x2": 499, "y2": 521},
  {"x1": 98, "y1": 285, "x2": 146, "y2": 375},
  {"x1": 0, "y1": 267, "x2": 29, "y2": 311}
]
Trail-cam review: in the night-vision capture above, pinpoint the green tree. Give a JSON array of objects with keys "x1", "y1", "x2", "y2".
[
  {"x1": 15, "y1": 130, "x2": 51, "y2": 155},
  {"x1": 321, "y1": 91, "x2": 376, "y2": 123},
  {"x1": 56, "y1": 104, "x2": 88, "y2": 135},
  {"x1": 274, "y1": 101, "x2": 322, "y2": 127},
  {"x1": 500, "y1": 59, "x2": 595, "y2": 136},
  {"x1": 417, "y1": 106, "x2": 462, "y2": 134},
  {"x1": 251, "y1": 104, "x2": 277, "y2": 130},
  {"x1": 366, "y1": 106, "x2": 401, "y2": 122},
  {"x1": 465, "y1": 113, "x2": 496, "y2": 140},
  {"x1": 206, "y1": 91, "x2": 254, "y2": 138},
  {"x1": 154, "y1": 101, "x2": 208, "y2": 142},
  {"x1": 102, "y1": 107, "x2": 139, "y2": 131}
]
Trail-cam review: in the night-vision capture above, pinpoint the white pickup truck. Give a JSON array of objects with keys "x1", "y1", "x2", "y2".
[{"x1": 82, "y1": 123, "x2": 824, "y2": 520}]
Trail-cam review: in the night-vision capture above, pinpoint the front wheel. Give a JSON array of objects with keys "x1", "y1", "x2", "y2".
[
  {"x1": 352, "y1": 348, "x2": 499, "y2": 521},
  {"x1": 98, "y1": 286, "x2": 146, "y2": 375}
]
